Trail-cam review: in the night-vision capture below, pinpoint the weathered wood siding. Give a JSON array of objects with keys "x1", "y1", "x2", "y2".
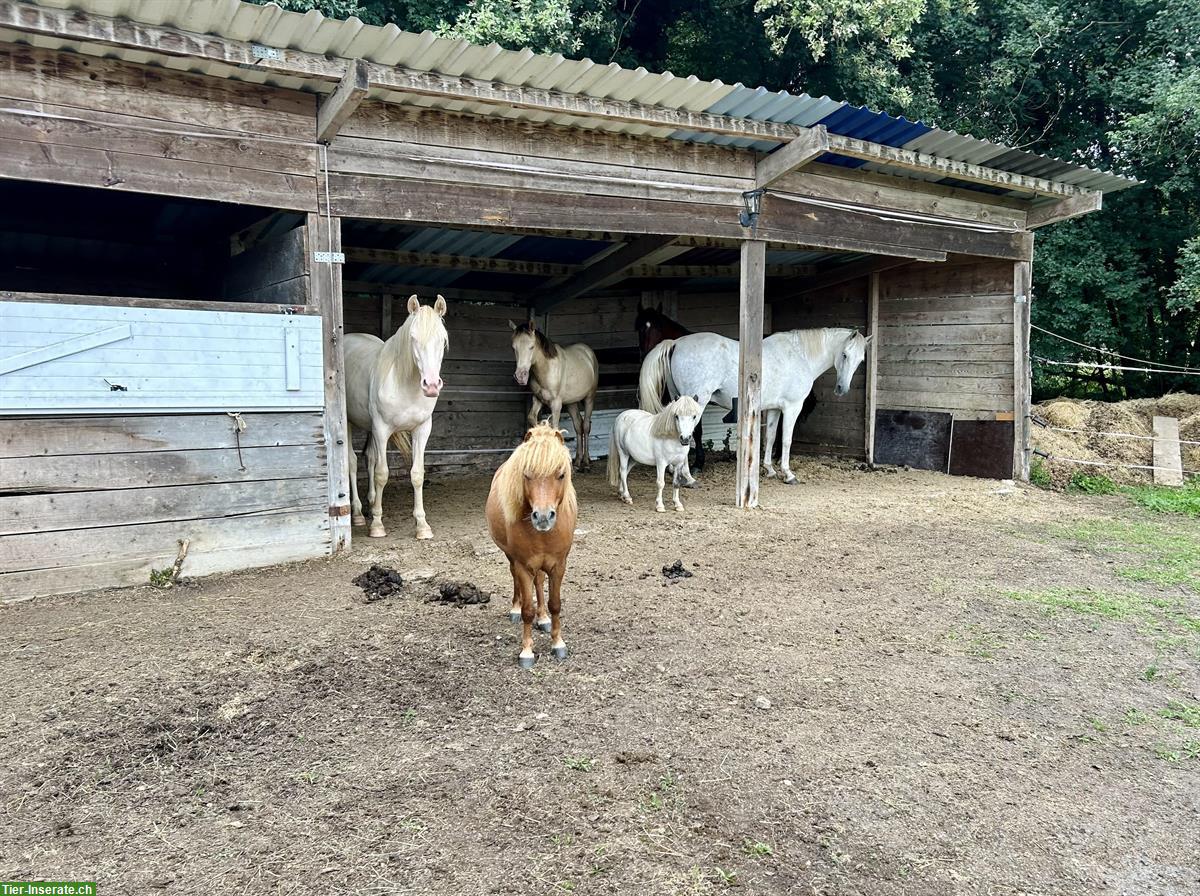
[
  {"x1": 0, "y1": 411, "x2": 330, "y2": 602},
  {"x1": 875, "y1": 260, "x2": 1016, "y2": 420},
  {"x1": 0, "y1": 300, "x2": 324, "y2": 413},
  {"x1": 771, "y1": 279, "x2": 869, "y2": 458},
  {"x1": 0, "y1": 43, "x2": 318, "y2": 209}
]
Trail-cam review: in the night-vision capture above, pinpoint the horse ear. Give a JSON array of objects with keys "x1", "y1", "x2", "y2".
[
  {"x1": 555, "y1": 429, "x2": 567, "y2": 443},
  {"x1": 508, "y1": 320, "x2": 518, "y2": 332},
  {"x1": 433, "y1": 295, "x2": 447, "y2": 317},
  {"x1": 523, "y1": 427, "x2": 534, "y2": 442},
  {"x1": 864, "y1": 333, "x2": 875, "y2": 346},
  {"x1": 692, "y1": 393, "x2": 700, "y2": 403},
  {"x1": 406, "y1": 295, "x2": 420, "y2": 314}
]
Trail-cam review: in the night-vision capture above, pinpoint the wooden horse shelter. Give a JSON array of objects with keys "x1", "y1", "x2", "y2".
[{"x1": 0, "y1": 0, "x2": 1135, "y2": 600}]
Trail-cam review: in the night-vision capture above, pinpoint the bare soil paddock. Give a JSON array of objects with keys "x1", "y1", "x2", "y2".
[{"x1": 2, "y1": 459, "x2": 1199, "y2": 895}]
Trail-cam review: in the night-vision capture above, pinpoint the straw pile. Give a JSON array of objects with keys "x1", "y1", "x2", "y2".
[{"x1": 1032, "y1": 392, "x2": 1200, "y2": 486}]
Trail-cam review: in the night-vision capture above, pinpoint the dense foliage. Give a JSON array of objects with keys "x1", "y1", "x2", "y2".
[{"x1": 261, "y1": 0, "x2": 1200, "y2": 399}]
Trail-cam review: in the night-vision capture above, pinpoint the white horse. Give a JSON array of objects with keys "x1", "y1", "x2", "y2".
[
  {"x1": 344, "y1": 295, "x2": 448, "y2": 539},
  {"x1": 606, "y1": 395, "x2": 703, "y2": 512},
  {"x1": 639, "y1": 328, "x2": 871, "y2": 484},
  {"x1": 509, "y1": 320, "x2": 600, "y2": 470}
]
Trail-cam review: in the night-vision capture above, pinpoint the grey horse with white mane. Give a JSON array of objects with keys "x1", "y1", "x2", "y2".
[{"x1": 638, "y1": 328, "x2": 871, "y2": 484}]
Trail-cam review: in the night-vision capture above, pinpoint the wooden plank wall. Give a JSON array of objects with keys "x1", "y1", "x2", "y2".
[
  {"x1": 770, "y1": 279, "x2": 869, "y2": 458},
  {"x1": 875, "y1": 260, "x2": 1016, "y2": 420},
  {"x1": 0, "y1": 412, "x2": 331, "y2": 601},
  {"x1": 222, "y1": 226, "x2": 310, "y2": 304},
  {"x1": 0, "y1": 43, "x2": 318, "y2": 209}
]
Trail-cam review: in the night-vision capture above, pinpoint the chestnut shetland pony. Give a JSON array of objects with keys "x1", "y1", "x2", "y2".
[{"x1": 486, "y1": 422, "x2": 578, "y2": 669}]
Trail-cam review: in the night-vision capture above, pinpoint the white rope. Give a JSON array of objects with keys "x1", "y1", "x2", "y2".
[
  {"x1": 1040, "y1": 424, "x2": 1200, "y2": 447},
  {"x1": 1043, "y1": 455, "x2": 1199, "y2": 476},
  {"x1": 1034, "y1": 356, "x2": 1200, "y2": 377},
  {"x1": 1031, "y1": 323, "x2": 1200, "y2": 373}
]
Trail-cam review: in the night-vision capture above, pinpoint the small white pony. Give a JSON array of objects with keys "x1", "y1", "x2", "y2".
[
  {"x1": 606, "y1": 395, "x2": 703, "y2": 512},
  {"x1": 344, "y1": 295, "x2": 448, "y2": 540}
]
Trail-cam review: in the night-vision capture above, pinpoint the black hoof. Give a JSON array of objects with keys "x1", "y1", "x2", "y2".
[
  {"x1": 509, "y1": 611, "x2": 522, "y2": 624},
  {"x1": 536, "y1": 619, "x2": 552, "y2": 634},
  {"x1": 684, "y1": 479, "x2": 700, "y2": 489},
  {"x1": 518, "y1": 654, "x2": 536, "y2": 669},
  {"x1": 551, "y1": 645, "x2": 568, "y2": 661}
]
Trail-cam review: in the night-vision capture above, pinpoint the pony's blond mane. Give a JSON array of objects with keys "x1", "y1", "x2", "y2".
[
  {"x1": 650, "y1": 395, "x2": 703, "y2": 439},
  {"x1": 382, "y1": 305, "x2": 449, "y2": 386},
  {"x1": 780, "y1": 327, "x2": 856, "y2": 357},
  {"x1": 494, "y1": 422, "x2": 578, "y2": 524}
]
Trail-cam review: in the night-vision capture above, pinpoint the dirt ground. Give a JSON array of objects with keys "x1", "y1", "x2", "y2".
[{"x1": 2, "y1": 458, "x2": 1199, "y2": 895}]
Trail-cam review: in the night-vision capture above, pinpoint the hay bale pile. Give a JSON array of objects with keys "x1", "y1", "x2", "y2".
[{"x1": 1032, "y1": 392, "x2": 1200, "y2": 487}]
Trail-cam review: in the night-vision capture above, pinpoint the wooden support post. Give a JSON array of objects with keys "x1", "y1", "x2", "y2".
[
  {"x1": 1026, "y1": 191, "x2": 1103, "y2": 229},
  {"x1": 307, "y1": 213, "x2": 352, "y2": 553},
  {"x1": 865, "y1": 272, "x2": 880, "y2": 465},
  {"x1": 755, "y1": 126, "x2": 829, "y2": 189},
  {"x1": 317, "y1": 59, "x2": 369, "y2": 143},
  {"x1": 736, "y1": 240, "x2": 766, "y2": 509},
  {"x1": 1013, "y1": 258, "x2": 1033, "y2": 481}
]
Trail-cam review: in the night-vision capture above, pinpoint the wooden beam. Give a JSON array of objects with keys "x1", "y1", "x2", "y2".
[
  {"x1": 317, "y1": 59, "x2": 369, "y2": 144},
  {"x1": 1013, "y1": 259, "x2": 1032, "y2": 481},
  {"x1": 756, "y1": 126, "x2": 829, "y2": 189},
  {"x1": 1026, "y1": 191, "x2": 1103, "y2": 228},
  {"x1": 533, "y1": 236, "x2": 681, "y2": 311},
  {"x1": 306, "y1": 214, "x2": 352, "y2": 553},
  {"x1": 343, "y1": 246, "x2": 576, "y2": 278},
  {"x1": 342, "y1": 280, "x2": 520, "y2": 305},
  {"x1": 380, "y1": 292, "x2": 394, "y2": 337},
  {"x1": 775, "y1": 256, "x2": 933, "y2": 299},
  {"x1": 0, "y1": 0, "x2": 1105, "y2": 199},
  {"x1": 736, "y1": 240, "x2": 766, "y2": 509},
  {"x1": 626, "y1": 263, "x2": 817, "y2": 279},
  {"x1": 230, "y1": 213, "x2": 289, "y2": 257},
  {"x1": 865, "y1": 273, "x2": 880, "y2": 465}
]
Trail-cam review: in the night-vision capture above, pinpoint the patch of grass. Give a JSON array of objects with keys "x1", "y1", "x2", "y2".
[
  {"x1": 714, "y1": 867, "x2": 738, "y2": 887},
  {"x1": 1088, "y1": 717, "x2": 1108, "y2": 733},
  {"x1": 1029, "y1": 457, "x2": 1052, "y2": 488},
  {"x1": 1159, "y1": 699, "x2": 1200, "y2": 728},
  {"x1": 1124, "y1": 480, "x2": 1200, "y2": 517},
  {"x1": 1051, "y1": 519, "x2": 1200, "y2": 593},
  {"x1": 743, "y1": 840, "x2": 773, "y2": 857},
  {"x1": 1005, "y1": 587, "x2": 1154, "y2": 622},
  {"x1": 1142, "y1": 664, "x2": 1161, "y2": 682},
  {"x1": 549, "y1": 832, "x2": 575, "y2": 847},
  {"x1": 1124, "y1": 708, "x2": 1151, "y2": 727},
  {"x1": 561, "y1": 756, "x2": 595, "y2": 772},
  {"x1": 1068, "y1": 471, "x2": 1117, "y2": 494},
  {"x1": 149, "y1": 567, "x2": 175, "y2": 588},
  {"x1": 1154, "y1": 744, "x2": 1183, "y2": 762},
  {"x1": 643, "y1": 792, "x2": 665, "y2": 812}
]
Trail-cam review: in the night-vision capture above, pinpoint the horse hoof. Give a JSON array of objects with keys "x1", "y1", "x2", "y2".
[
  {"x1": 509, "y1": 610, "x2": 522, "y2": 624},
  {"x1": 674, "y1": 504, "x2": 684, "y2": 512},
  {"x1": 352, "y1": 516, "x2": 367, "y2": 527},
  {"x1": 655, "y1": 505, "x2": 665, "y2": 513},
  {"x1": 764, "y1": 469, "x2": 777, "y2": 479},
  {"x1": 518, "y1": 653, "x2": 536, "y2": 670},
  {"x1": 368, "y1": 527, "x2": 387, "y2": 538},
  {"x1": 621, "y1": 496, "x2": 633, "y2": 505},
  {"x1": 415, "y1": 527, "x2": 433, "y2": 540},
  {"x1": 684, "y1": 479, "x2": 700, "y2": 489},
  {"x1": 536, "y1": 619, "x2": 552, "y2": 634},
  {"x1": 551, "y1": 645, "x2": 568, "y2": 661},
  {"x1": 783, "y1": 476, "x2": 797, "y2": 485}
]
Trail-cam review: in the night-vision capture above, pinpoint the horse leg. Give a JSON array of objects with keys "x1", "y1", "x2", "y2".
[
  {"x1": 689, "y1": 417, "x2": 704, "y2": 482},
  {"x1": 548, "y1": 564, "x2": 567, "y2": 661},
  {"x1": 672, "y1": 461, "x2": 685, "y2": 511},
  {"x1": 619, "y1": 447, "x2": 633, "y2": 505},
  {"x1": 566, "y1": 402, "x2": 586, "y2": 471},
  {"x1": 654, "y1": 458, "x2": 667, "y2": 513},
  {"x1": 526, "y1": 395, "x2": 544, "y2": 428},
  {"x1": 514, "y1": 565, "x2": 537, "y2": 668},
  {"x1": 763, "y1": 409, "x2": 781, "y2": 479},
  {"x1": 367, "y1": 423, "x2": 391, "y2": 538},
  {"x1": 779, "y1": 404, "x2": 803, "y2": 484},
  {"x1": 509, "y1": 566, "x2": 522, "y2": 624},
  {"x1": 534, "y1": 570, "x2": 551, "y2": 633},
  {"x1": 410, "y1": 416, "x2": 434, "y2": 540},
  {"x1": 348, "y1": 432, "x2": 367, "y2": 527},
  {"x1": 580, "y1": 392, "x2": 595, "y2": 471},
  {"x1": 548, "y1": 398, "x2": 563, "y2": 430}
]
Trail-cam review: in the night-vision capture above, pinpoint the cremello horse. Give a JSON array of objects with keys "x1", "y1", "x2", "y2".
[
  {"x1": 509, "y1": 321, "x2": 599, "y2": 470},
  {"x1": 344, "y1": 295, "x2": 448, "y2": 539},
  {"x1": 639, "y1": 328, "x2": 870, "y2": 484},
  {"x1": 606, "y1": 395, "x2": 703, "y2": 512}
]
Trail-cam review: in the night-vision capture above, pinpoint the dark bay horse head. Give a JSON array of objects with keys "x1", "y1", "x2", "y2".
[{"x1": 634, "y1": 300, "x2": 691, "y2": 360}]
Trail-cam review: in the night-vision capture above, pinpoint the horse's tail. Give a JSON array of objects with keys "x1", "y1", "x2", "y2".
[
  {"x1": 390, "y1": 431, "x2": 412, "y2": 462},
  {"x1": 638, "y1": 339, "x2": 674, "y2": 413},
  {"x1": 606, "y1": 424, "x2": 620, "y2": 489}
]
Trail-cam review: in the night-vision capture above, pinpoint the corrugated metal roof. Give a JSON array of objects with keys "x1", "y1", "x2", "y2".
[{"x1": 8, "y1": 0, "x2": 1137, "y2": 200}]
